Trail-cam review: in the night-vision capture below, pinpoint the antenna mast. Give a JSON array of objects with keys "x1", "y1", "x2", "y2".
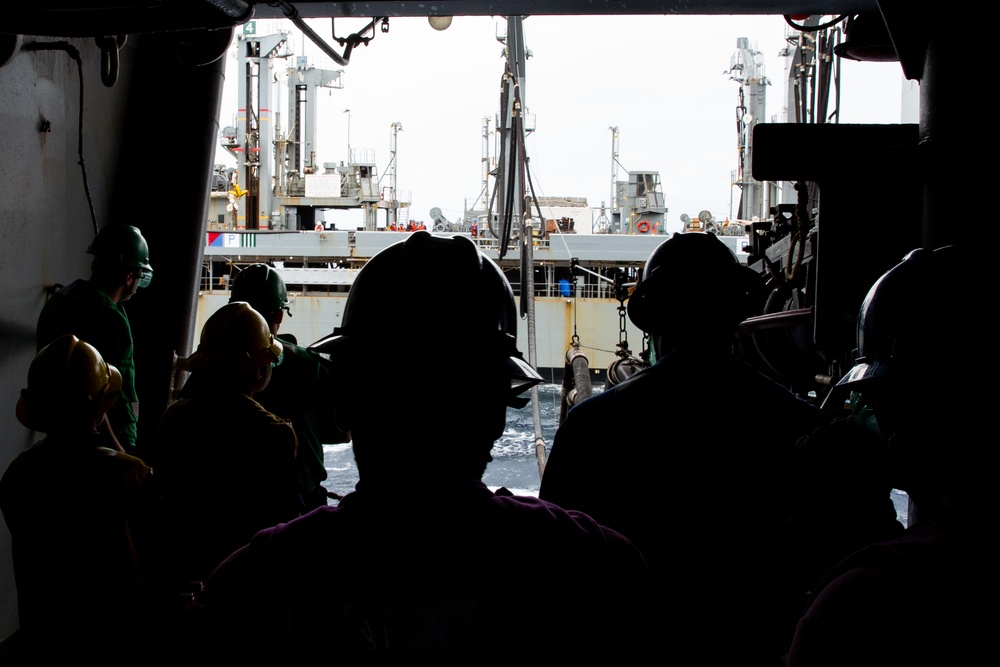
[
  {"x1": 387, "y1": 121, "x2": 403, "y2": 227},
  {"x1": 609, "y1": 125, "x2": 620, "y2": 218}
]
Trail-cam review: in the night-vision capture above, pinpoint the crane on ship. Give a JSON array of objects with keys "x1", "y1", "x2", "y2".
[
  {"x1": 217, "y1": 22, "x2": 397, "y2": 231},
  {"x1": 487, "y1": 17, "x2": 650, "y2": 452}
]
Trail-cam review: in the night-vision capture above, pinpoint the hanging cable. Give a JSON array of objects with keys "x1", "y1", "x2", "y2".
[{"x1": 22, "y1": 41, "x2": 98, "y2": 236}]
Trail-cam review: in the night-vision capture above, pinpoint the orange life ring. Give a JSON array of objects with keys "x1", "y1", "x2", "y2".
[{"x1": 637, "y1": 220, "x2": 651, "y2": 234}]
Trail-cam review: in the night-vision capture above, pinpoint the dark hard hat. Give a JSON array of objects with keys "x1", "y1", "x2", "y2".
[
  {"x1": 186, "y1": 302, "x2": 282, "y2": 375},
  {"x1": 627, "y1": 232, "x2": 762, "y2": 334},
  {"x1": 16, "y1": 334, "x2": 122, "y2": 432},
  {"x1": 88, "y1": 225, "x2": 153, "y2": 288},
  {"x1": 309, "y1": 231, "x2": 542, "y2": 405},
  {"x1": 230, "y1": 263, "x2": 289, "y2": 317},
  {"x1": 836, "y1": 244, "x2": 979, "y2": 391}
]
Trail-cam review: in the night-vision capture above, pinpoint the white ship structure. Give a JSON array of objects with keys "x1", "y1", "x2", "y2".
[{"x1": 198, "y1": 18, "x2": 750, "y2": 383}]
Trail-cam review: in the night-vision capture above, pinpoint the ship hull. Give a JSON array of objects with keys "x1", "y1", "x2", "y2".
[
  {"x1": 196, "y1": 291, "x2": 643, "y2": 384},
  {"x1": 196, "y1": 228, "x2": 751, "y2": 384}
]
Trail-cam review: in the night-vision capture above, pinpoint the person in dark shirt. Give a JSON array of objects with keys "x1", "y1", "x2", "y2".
[
  {"x1": 0, "y1": 335, "x2": 164, "y2": 663},
  {"x1": 35, "y1": 224, "x2": 154, "y2": 452},
  {"x1": 539, "y1": 231, "x2": 828, "y2": 665},
  {"x1": 156, "y1": 302, "x2": 301, "y2": 596},
  {"x1": 196, "y1": 231, "x2": 653, "y2": 661},
  {"x1": 786, "y1": 244, "x2": 996, "y2": 667}
]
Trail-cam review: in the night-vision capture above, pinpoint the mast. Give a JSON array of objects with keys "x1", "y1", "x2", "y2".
[
  {"x1": 387, "y1": 121, "x2": 403, "y2": 227},
  {"x1": 728, "y1": 36, "x2": 769, "y2": 222},
  {"x1": 494, "y1": 15, "x2": 546, "y2": 476},
  {"x1": 481, "y1": 116, "x2": 491, "y2": 208},
  {"x1": 493, "y1": 15, "x2": 528, "y2": 257},
  {"x1": 609, "y1": 125, "x2": 620, "y2": 232},
  {"x1": 234, "y1": 29, "x2": 289, "y2": 229}
]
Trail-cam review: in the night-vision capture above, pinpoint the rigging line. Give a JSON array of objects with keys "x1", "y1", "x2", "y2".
[
  {"x1": 498, "y1": 117, "x2": 517, "y2": 259},
  {"x1": 523, "y1": 160, "x2": 547, "y2": 235},
  {"x1": 498, "y1": 88, "x2": 521, "y2": 259},
  {"x1": 576, "y1": 343, "x2": 623, "y2": 356},
  {"x1": 503, "y1": 75, "x2": 548, "y2": 477},
  {"x1": 518, "y1": 135, "x2": 577, "y2": 262},
  {"x1": 522, "y1": 194, "x2": 547, "y2": 481},
  {"x1": 516, "y1": 127, "x2": 597, "y2": 262},
  {"x1": 491, "y1": 70, "x2": 511, "y2": 243},
  {"x1": 573, "y1": 263, "x2": 622, "y2": 286}
]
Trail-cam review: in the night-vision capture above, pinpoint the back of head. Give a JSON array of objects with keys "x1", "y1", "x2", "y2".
[
  {"x1": 186, "y1": 302, "x2": 282, "y2": 378},
  {"x1": 312, "y1": 231, "x2": 540, "y2": 399},
  {"x1": 309, "y1": 232, "x2": 541, "y2": 473},
  {"x1": 627, "y1": 232, "x2": 763, "y2": 346},
  {"x1": 87, "y1": 224, "x2": 154, "y2": 288},
  {"x1": 16, "y1": 334, "x2": 122, "y2": 432},
  {"x1": 229, "y1": 263, "x2": 289, "y2": 323}
]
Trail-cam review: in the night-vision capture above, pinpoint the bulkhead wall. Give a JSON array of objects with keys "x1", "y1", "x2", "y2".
[{"x1": 0, "y1": 31, "x2": 226, "y2": 641}]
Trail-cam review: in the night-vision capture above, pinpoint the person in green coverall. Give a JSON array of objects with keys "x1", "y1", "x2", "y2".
[
  {"x1": 229, "y1": 263, "x2": 350, "y2": 510},
  {"x1": 35, "y1": 224, "x2": 153, "y2": 453}
]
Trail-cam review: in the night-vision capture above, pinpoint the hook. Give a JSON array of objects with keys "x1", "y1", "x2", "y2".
[{"x1": 95, "y1": 35, "x2": 126, "y2": 87}]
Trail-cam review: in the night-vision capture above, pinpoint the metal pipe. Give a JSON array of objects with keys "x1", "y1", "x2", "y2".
[
  {"x1": 566, "y1": 345, "x2": 593, "y2": 406},
  {"x1": 274, "y1": 2, "x2": 380, "y2": 67}
]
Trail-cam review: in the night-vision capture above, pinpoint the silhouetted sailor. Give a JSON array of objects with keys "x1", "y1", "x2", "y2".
[
  {"x1": 156, "y1": 302, "x2": 301, "y2": 596},
  {"x1": 229, "y1": 263, "x2": 350, "y2": 510},
  {"x1": 539, "y1": 231, "x2": 828, "y2": 665},
  {"x1": 777, "y1": 404, "x2": 905, "y2": 648},
  {"x1": 36, "y1": 224, "x2": 154, "y2": 452},
  {"x1": 196, "y1": 231, "x2": 653, "y2": 661},
  {"x1": 0, "y1": 335, "x2": 163, "y2": 663},
  {"x1": 786, "y1": 245, "x2": 996, "y2": 667}
]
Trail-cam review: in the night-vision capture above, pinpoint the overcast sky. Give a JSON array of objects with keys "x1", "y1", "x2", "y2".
[{"x1": 216, "y1": 14, "x2": 908, "y2": 233}]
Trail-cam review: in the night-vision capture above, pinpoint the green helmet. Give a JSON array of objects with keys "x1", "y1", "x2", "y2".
[
  {"x1": 87, "y1": 224, "x2": 153, "y2": 287},
  {"x1": 230, "y1": 263, "x2": 289, "y2": 318}
]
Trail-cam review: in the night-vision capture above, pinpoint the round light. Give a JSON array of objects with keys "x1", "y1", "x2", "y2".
[{"x1": 428, "y1": 16, "x2": 453, "y2": 31}]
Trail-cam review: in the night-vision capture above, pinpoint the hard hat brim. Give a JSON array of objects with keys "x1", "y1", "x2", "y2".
[
  {"x1": 310, "y1": 332, "x2": 544, "y2": 400},
  {"x1": 835, "y1": 358, "x2": 889, "y2": 389},
  {"x1": 507, "y1": 354, "x2": 544, "y2": 393},
  {"x1": 105, "y1": 363, "x2": 123, "y2": 396}
]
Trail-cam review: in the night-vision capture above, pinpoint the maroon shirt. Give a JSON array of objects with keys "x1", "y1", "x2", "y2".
[{"x1": 197, "y1": 480, "x2": 653, "y2": 660}]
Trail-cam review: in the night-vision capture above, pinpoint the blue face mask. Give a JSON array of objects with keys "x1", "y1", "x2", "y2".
[{"x1": 137, "y1": 270, "x2": 153, "y2": 289}]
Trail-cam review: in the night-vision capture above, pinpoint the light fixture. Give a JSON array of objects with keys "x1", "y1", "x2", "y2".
[{"x1": 428, "y1": 16, "x2": 453, "y2": 31}]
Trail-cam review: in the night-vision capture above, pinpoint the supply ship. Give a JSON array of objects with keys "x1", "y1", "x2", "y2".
[{"x1": 197, "y1": 19, "x2": 750, "y2": 382}]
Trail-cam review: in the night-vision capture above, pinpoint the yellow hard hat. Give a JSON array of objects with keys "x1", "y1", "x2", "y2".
[
  {"x1": 186, "y1": 301, "x2": 283, "y2": 375},
  {"x1": 16, "y1": 334, "x2": 122, "y2": 432}
]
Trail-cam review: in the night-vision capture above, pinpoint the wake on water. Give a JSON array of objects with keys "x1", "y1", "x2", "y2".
[{"x1": 322, "y1": 383, "x2": 909, "y2": 526}]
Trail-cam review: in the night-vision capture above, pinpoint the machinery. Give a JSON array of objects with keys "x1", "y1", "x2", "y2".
[{"x1": 217, "y1": 23, "x2": 385, "y2": 230}]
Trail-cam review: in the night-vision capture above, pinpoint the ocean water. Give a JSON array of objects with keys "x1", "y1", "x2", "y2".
[{"x1": 321, "y1": 382, "x2": 910, "y2": 526}]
